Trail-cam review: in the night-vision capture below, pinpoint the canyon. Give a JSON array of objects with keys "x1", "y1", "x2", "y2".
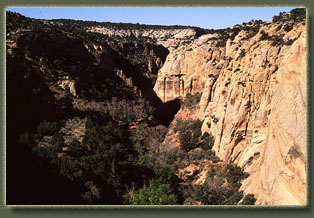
[{"x1": 6, "y1": 9, "x2": 307, "y2": 205}]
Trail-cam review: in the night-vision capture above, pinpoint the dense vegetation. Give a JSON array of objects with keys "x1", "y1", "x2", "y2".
[
  {"x1": 272, "y1": 8, "x2": 306, "y2": 23},
  {"x1": 20, "y1": 113, "x2": 255, "y2": 205},
  {"x1": 174, "y1": 119, "x2": 214, "y2": 152},
  {"x1": 189, "y1": 164, "x2": 256, "y2": 205},
  {"x1": 51, "y1": 17, "x2": 208, "y2": 33},
  {"x1": 168, "y1": 117, "x2": 255, "y2": 205},
  {"x1": 20, "y1": 109, "x2": 179, "y2": 204}
]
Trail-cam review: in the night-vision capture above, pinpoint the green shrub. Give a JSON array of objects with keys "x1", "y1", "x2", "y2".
[
  {"x1": 229, "y1": 28, "x2": 240, "y2": 40},
  {"x1": 216, "y1": 40, "x2": 226, "y2": 47},
  {"x1": 181, "y1": 92, "x2": 202, "y2": 109},
  {"x1": 180, "y1": 131, "x2": 197, "y2": 152},
  {"x1": 289, "y1": 8, "x2": 306, "y2": 21},
  {"x1": 68, "y1": 139, "x2": 82, "y2": 157},
  {"x1": 283, "y1": 24, "x2": 293, "y2": 32},
  {"x1": 200, "y1": 132, "x2": 215, "y2": 151},
  {"x1": 191, "y1": 164, "x2": 256, "y2": 205},
  {"x1": 123, "y1": 177, "x2": 178, "y2": 205},
  {"x1": 193, "y1": 177, "x2": 234, "y2": 205},
  {"x1": 225, "y1": 164, "x2": 249, "y2": 184},
  {"x1": 260, "y1": 30, "x2": 270, "y2": 40},
  {"x1": 175, "y1": 119, "x2": 214, "y2": 152},
  {"x1": 239, "y1": 49, "x2": 246, "y2": 58},
  {"x1": 178, "y1": 119, "x2": 203, "y2": 152},
  {"x1": 240, "y1": 194, "x2": 257, "y2": 205},
  {"x1": 51, "y1": 133, "x2": 64, "y2": 152},
  {"x1": 173, "y1": 118, "x2": 184, "y2": 133},
  {"x1": 272, "y1": 15, "x2": 281, "y2": 22},
  {"x1": 34, "y1": 120, "x2": 59, "y2": 140},
  {"x1": 271, "y1": 35, "x2": 284, "y2": 46}
]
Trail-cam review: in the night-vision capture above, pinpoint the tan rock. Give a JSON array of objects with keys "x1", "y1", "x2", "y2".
[
  {"x1": 154, "y1": 39, "x2": 223, "y2": 102},
  {"x1": 156, "y1": 18, "x2": 307, "y2": 205},
  {"x1": 57, "y1": 77, "x2": 77, "y2": 96},
  {"x1": 87, "y1": 26, "x2": 197, "y2": 49}
]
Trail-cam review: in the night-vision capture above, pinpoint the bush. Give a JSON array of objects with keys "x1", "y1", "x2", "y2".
[
  {"x1": 68, "y1": 139, "x2": 82, "y2": 157},
  {"x1": 174, "y1": 119, "x2": 214, "y2": 152},
  {"x1": 283, "y1": 24, "x2": 293, "y2": 32},
  {"x1": 289, "y1": 8, "x2": 306, "y2": 21},
  {"x1": 230, "y1": 28, "x2": 240, "y2": 40},
  {"x1": 104, "y1": 98, "x2": 154, "y2": 124},
  {"x1": 180, "y1": 131, "x2": 197, "y2": 152},
  {"x1": 173, "y1": 118, "x2": 184, "y2": 133},
  {"x1": 191, "y1": 164, "x2": 256, "y2": 205},
  {"x1": 216, "y1": 40, "x2": 226, "y2": 47},
  {"x1": 193, "y1": 177, "x2": 237, "y2": 205},
  {"x1": 34, "y1": 120, "x2": 59, "y2": 140},
  {"x1": 240, "y1": 194, "x2": 257, "y2": 205},
  {"x1": 123, "y1": 177, "x2": 178, "y2": 205},
  {"x1": 272, "y1": 15, "x2": 281, "y2": 22},
  {"x1": 181, "y1": 92, "x2": 202, "y2": 109},
  {"x1": 271, "y1": 35, "x2": 284, "y2": 46},
  {"x1": 200, "y1": 132, "x2": 215, "y2": 151},
  {"x1": 225, "y1": 164, "x2": 249, "y2": 184},
  {"x1": 51, "y1": 133, "x2": 64, "y2": 152},
  {"x1": 239, "y1": 49, "x2": 246, "y2": 58},
  {"x1": 146, "y1": 125, "x2": 168, "y2": 152},
  {"x1": 178, "y1": 119, "x2": 203, "y2": 152},
  {"x1": 260, "y1": 30, "x2": 270, "y2": 40}
]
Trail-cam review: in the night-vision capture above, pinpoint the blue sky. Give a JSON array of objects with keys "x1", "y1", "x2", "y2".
[{"x1": 6, "y1": 8, "x2": 293, "y2": 29}]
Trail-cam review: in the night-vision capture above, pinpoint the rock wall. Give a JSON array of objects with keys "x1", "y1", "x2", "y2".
[
  {"x1": 153, "y1": 33, "x2": 224, "y2": 102},
  {"x1": 154, "y1": 18, "x2": 307, "y2": 205},
  {"x1": 87, "y1": 26, "x2": 198, "y2": 49},
  {"x1": 201, "y1": 23, "x2": 306, "y2": 205}
]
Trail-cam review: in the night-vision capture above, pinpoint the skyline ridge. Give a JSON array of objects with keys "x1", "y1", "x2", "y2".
[{"x1": 6, "y1": 7, "x2": 294, "y2": 29}]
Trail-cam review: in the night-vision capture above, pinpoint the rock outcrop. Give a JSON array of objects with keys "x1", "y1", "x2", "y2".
[
  {"x1": 201, "y1": 23, "x2": 306, "y2": 205},
  {"x1": 87, "y1": 26, "x2": 200, "y2": 49},
  {"x1": 153, "y1": 33, "x2": 223, "y2": 102},
  {"x1": 154, "y1": 13, "x2": 307, "y2": 205}
]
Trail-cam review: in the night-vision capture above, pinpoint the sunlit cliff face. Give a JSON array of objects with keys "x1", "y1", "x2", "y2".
[{"x1": 153, "y1": 14, "x2": 306, "y2": 205}]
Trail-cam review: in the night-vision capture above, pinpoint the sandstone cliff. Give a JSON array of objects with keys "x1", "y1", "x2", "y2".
[
  {"x1": 154, "y1": 12, "x2": 307, "y2": 205},
  {"x1": 87, "y1": 25, "x2": 200, "y2": 49}
]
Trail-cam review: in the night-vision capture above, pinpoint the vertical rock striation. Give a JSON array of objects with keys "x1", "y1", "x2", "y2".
[
  {"x1": 154, "y1": 15, "x2": 307, "y2": 205},
  {"x1": 153, "y1": 33, "x2": 225, "y2": 102}
]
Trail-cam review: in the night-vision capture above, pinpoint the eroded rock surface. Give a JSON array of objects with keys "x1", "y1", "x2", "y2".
[{"x1": 155, "y1": 16, "x2": 307, "y2": 205}]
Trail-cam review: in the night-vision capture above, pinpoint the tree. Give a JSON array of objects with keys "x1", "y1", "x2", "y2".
[
  {"x1": 283, "y1": 24, "x2": 293, "y2": 32},
  {"x1": 200, "y1": 132, "x2": 215, "y2": 151},
  {"x1": 240, "y1": 194, "x2": 257, "y2": 205},
  {"x1": 178, "y1": 119, "x2": 203, "y2": 152},
  {"x1": 181, "y1": 92, "x2": 202, "y2": 109},
  {"x1": 34, "y1": 120, "x2": 59, "y2": 140},
  {"x1": 68, "y1": 139, "x2": 82, "y2": 157},
  {"x1": 123, "y1": 177, "x2": 178, "y2": 205},
  {"x1": 260, "y1": 30, "x2": 270, "y2": 40},
  {"x1": 271, "y1": 35, "x2": 284, "y2": 46}
]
